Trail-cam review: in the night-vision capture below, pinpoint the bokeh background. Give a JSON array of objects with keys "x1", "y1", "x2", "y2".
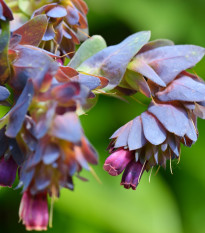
[{"x1": 1, "y1": 0, "x2": 205, "y2": 232}]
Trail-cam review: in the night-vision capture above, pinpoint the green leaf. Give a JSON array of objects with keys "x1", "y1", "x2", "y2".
[
  {"x1": 69, "y1": 35, "x2": 107, "y2": 69},
  {"x1": 77, "y1": 31, "x2": 151, "y2": 91}
]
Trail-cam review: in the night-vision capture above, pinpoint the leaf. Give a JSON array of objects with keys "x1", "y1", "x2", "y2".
[
  {"x1": 0, "y1": 0, "x2": 13, "y2": 21},
  {"x1": 69, "y1": 35, "x2": 107, "y2": 69},
  {"x1": 50, "y1": 112, "x2": 82, "y2": 143},
  {"x1": 0, "y1": 20, "x2": 10, "y2": 84},
  {"x1": 81, "y1": 137, "x2": 98, "y2": 165},
  {"x1": 194, "y1": 103, "x2": 205, "y2": 119},
  {"x1": 77, "y1": 94, "x2": 99, "y2": 115},
  {"x1": 156, "y1": 75, "x2": 205, "y2": 102},
  {"x1": 12, "y1": 46, "x2": 58, "y2": 91},
  {"x1": 115, "y1": 121, "x2": 132, "y2": 148},
  {"x1": 43, "y1": 143, "x2": 60, "y2": 165},
  {"x1": 0, "y1": 85, "x2": 10, "y2": 101},
  {"x1": 141, "y1": 111, "x2": 167, "y2": 145},
  {"x1": 129, "y1": 45, "x2": 205, "y2": 85},
  {"x1": 128, "y1": 116, "x2": 147, "y2": 150},
  {"x1": 65, "y1": 4, "x2": 79, "y2": 25},
  {"x1": 77, "y1": 31, "x2": 151, "y2": 91},
  {"x1": 6, "y1": 79, "x2": 34, "y2": 138},
  {"x1": 51, "y1": 82, "x2": 80, "y2": 105},
  {"x1": 13, "y1": 15, "x2": 48, "y2": 46},
  {"x1": 128, "y1": 59, "x2": 166, "y2": 87},
  {"x1": 72, "y1": 74, "x2": 101, "y2": 90},
  {"x1": 138, "y1": 39, "x2": 174, "y2": 54},
  {"x1": 46, "y1": 6, "x2": 67, "y2": 18},
  {"x1": 167, "y1": 134, "x2": 180, "y2": 156},
  {"x1": 148, "y1": 102, "x2": 189, "y2": 137},
  {"x1": 124, "y1": 69, "x2": 151, "y2": 97},
  {"x1": 186, "y1": 118, "x2": 198, "y2": 142}
]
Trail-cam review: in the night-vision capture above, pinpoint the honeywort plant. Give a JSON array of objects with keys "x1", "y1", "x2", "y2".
[{"x1": 0, "y1": 0, "x2": 205, "y2": 230}]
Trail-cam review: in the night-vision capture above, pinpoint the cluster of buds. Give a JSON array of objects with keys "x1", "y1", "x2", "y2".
[
  {"x1": 32, "y1": 0, "x2": 89, "y2": 55},
  {"x1": 104, "y1": 40, "x2": 205, "y2": 189}
]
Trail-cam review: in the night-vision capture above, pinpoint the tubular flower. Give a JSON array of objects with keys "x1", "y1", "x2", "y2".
[
  {"x1": 0, "y1": 157, "x2": 18, "y2": 187},
  {"x1": 19, "y1": 190, "x2": 49, "y2": 231}
]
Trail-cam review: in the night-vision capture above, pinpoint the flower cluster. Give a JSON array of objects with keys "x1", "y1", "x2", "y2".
[
  {"x1": 104, "y1": 41, "x2": 205, "y2": 189},
  {"x1": 0, "y1": 0, "x2": 107, "y2": 230},
  {"x1": 1, "y1": 0, "x2": 205, "y2": 231},
  {"x1": 32, "y1": 0, "x2": 89, "y2": 55}
]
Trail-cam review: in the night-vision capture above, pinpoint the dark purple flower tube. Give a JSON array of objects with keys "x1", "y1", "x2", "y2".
[
  {"x1": 120, "y1": 161, "x2": 144, "y2": 190},
  {"x1": 103, "y1": 149, "x2": 134, "y2": 176},
  {"x1": 0, "y1": 157, "x2": 18, "y2": 187},
  {"x1": 19, "y1": 190, "x2": 49, "y2": 231}
]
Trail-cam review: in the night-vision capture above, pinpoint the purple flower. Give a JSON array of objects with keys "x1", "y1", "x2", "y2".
[
  {"x1": 103, "y1": 149, "x2": 134, "y2": 176},
  {"x1": 0, "y1": 157, "x2": 18, "y2": 187},
  {"x1": 121, "y1": 161, "x2": 144, "y2": 190},
  {"x1": 19, "y1": 190, "x2": 49, "y2": 231}
]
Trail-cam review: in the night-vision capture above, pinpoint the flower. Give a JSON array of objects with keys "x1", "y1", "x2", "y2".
[
  {"x1": 103, "y1": 148, "x2": 134, "y2": 176},
  {"x1": 19, "y1": 190, "x2": 49, "y2": 231},
  {"x1": 121, "y1": 161, "x2": 144, "y2": 190},
  {"x1": 0, "y1": 157, "x2": 18, "y2": 187}
]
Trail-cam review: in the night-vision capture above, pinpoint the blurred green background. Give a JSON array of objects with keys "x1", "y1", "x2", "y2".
[{"x1": 1, "y1": 0, "x2": 205, "y2": 232}]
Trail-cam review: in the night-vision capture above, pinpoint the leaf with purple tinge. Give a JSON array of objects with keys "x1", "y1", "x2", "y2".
[
  {"x1": 9, "y1": 34, "x2": 22, "y2": 49},
  {"x1": 194, "y1": 102, "x2": 205, "y2": 119},
  {"x1": 46, "y1": 6, "x2": 67, "y2": 18},
  {"x1": 51, "y1": 82, "x2": 80, "y2": 104},
  {"x1": 141, "y1": 111, "x2": 166, "y2": 145},
  {"x1": 0, "y1": 85, "x2": 10, "y2": 101},
  {"x1": 73, "y1": 0, "x2": 88, "y2": 15},
  {"x1": 186, "y1": 118, "x2": 198, "y2": 142},
  {"x1": 167, "y1": 134, "x2": 180, "y2": 156},
  {"x1": 69, "y1": 35, "x2": 107, "y2": 69},
  {"x1": 74, "y1": 145, "x2": 90, "y2": 170},
  {"x1": 81, "y1": 137, "x2": 98, "y2": 165},
  {"x1": 115, "y1": 121, "x2": 132, "y2": 148},
  {"x1": 13, "y1": 15, "x2": 48, "y2": 46},
  {"x1": 51, "y1": 112, "x2": 82, "y2": 143},
  {"x1": 42, "y1": 23, "x2": 55, "y2": 41},
  {"x1": 124, "y1": 69, "x2": 151, "y2": 97},
  {"x1": 35, "y1": 168, "x2": 51, "y2": 191},
  {"x1": 65, "y1": 4, "x2": 79, "y2": 25},
  {"x1": 0, "y1": 0, "x2": 13, "y2": 21},
  {"x1": 130, "y1": 45, "x2": 205, "y2": 85},
  {"x1": 156, "y1": 75, "x2": 205, "y2": 102},
  {"x1": 35, "y1": 103, "x2": 56, "y2": 139},
  {"x1": 6, "y1": 79, "x2": 34, "y2": 138},
  {"x1": 9, "y1": 138, "x2": 24, "y2": 165},
  {"x1": 13, "y1": 46, "x2": 58, "y2": 91},
  {"x1": 128, "y1": 116, "x2": 147, "y2": 150},
  {"x1": 43, "y1": 143, "x2": 60, "y2": 165},
  {"x1": 110, "y1": 123, "x2": 128, "y2": 139},
  {"x1": 77, "y1": 31, "x2": 151, "y2": 91},
  {"x1": 71, "y1": 74, "x2": 101, "y2": 90},
  {"x1": 128, "y1": 59, "x2": 166, "y2": 87},
  {"x1": 26, "y1": 142, "x2": 44, "y2": 169},
  {"x1": 138, "y1": 39, "x2": 174, "y2": 54},
  {"x1": 148, "y1": 102, "x2": 189, "y2": 137}
]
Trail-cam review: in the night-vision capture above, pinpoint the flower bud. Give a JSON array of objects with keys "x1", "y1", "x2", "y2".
[{"x1": 103, "y1": 149, "x2": 134, "y2": 176}]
